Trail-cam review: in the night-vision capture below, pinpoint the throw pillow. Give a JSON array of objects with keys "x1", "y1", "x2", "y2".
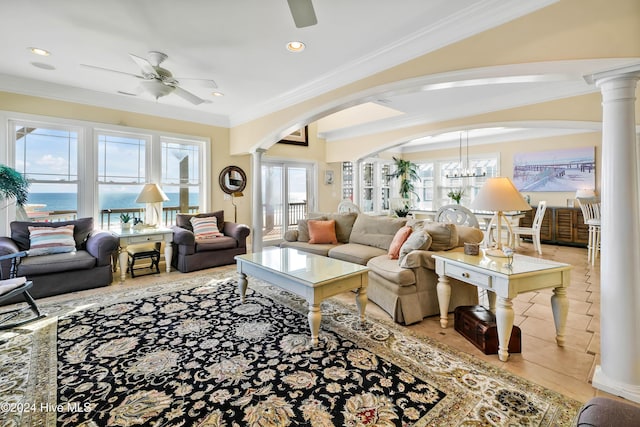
[
  {"x1": 190, "y1": 216, "x2": 223, "y2": 240},
  {"x1": 388, "y1": 226, "x2": 413, "y2": 259},
  {"x1": 28, "y1": 224, "x2": 77, "y2": 256},
  {"x1": 424, "y1": 222, "x2": 458, "y2": 251},
  {"x1": 308, "y1": 219, "x2": 338, "y2": 244},
  {"x1": 398, "y1": 230, "x2": 432, "y2": 265}
]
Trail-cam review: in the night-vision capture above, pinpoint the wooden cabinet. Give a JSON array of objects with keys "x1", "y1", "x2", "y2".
[{"x1": 517, "y1": 206, "x2": 587, "y2": 247}]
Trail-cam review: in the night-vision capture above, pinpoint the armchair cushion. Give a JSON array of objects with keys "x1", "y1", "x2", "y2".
[
  {"x1": 18, "y1": 251, "x2": 97, "y2": 275},
  {"x1": 190, "y1": 216, "x2": 223, "y2": 240},
  {"x1": 27, "y1": 224, "x2": 77, "y2": 256},
  {"x1": 423, "y1": 222, "x2": 458, "y2": 251}
]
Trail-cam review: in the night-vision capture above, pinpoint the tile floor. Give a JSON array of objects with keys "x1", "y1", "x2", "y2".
[{"x1": 123, "y1": 241, "x2": 639, "y2": 408}]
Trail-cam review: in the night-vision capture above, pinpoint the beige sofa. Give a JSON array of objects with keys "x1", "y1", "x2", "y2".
[{"x1": 281, "y1": 212, "x2": 483, "y2": 325}]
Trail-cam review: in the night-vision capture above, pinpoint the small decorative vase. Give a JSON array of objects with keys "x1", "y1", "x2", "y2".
[{"x1": 121, "y1": 222, "x2": 131, "y2": 231}]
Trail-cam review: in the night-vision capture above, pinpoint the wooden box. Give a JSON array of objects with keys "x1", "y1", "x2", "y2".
[{"x1": 454, "y1": 305, "x2": 521, "y2": 355}]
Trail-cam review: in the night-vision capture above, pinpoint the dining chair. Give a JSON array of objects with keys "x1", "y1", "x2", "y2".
[
  {"x1": 337, "y1": 199, "x2": 361, "y2": 214},
  {"x1": 577, "y1": 198, "x2": 601, "y2": 265},
  {"x1": 511, "y1": 201, "x2": 547, "y2": 255},
  {"x1": 435, "y1": 204, "x2": 480, "y2": 228}
]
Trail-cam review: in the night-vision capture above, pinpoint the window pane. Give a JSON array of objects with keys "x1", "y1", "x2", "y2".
[
  {"x1": 97, "y1": 133, "x2": 146, "y2": 183},
  {"x1": 161, "y1": 138, "x2": 202, "y2": 220}
]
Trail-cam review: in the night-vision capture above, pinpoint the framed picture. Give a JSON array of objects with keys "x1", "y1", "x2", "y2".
[
  {"x1": 324, "y1": 170, "x2": 334, "y2": 185},
  {"x1": 513, "y1": 147, "x2": 595, "y2": 192},
  {"x1": 278, "y1": 126, "x2": 308, "y2": 146}
]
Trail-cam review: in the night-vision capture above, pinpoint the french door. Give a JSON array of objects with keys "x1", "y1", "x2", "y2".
[{"x1": 262, "y1": 161, "x2": 315, "y2": 244}]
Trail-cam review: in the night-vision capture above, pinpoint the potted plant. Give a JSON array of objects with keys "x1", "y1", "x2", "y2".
[
  {"x1": 388, "y1": 157, "x2": 420, "y2": 217},
  {"x1": 0, "y1": 164, "x2": 30, "y2": 218},
  {"x1": 447, "y1": 188, "x2": 464, "y2": 204},
  {"x1": 120, "y1": 212, "x2": 132, "y2": 230}
]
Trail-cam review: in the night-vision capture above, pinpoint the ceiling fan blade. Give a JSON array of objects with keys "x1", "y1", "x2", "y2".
[
  {"x1": 80, "y1": 63, "x2": 145, "y2": 79},
  {"x1": 177, "y1": 78, "x2": 218, "y2": 89},
  {"x1": 287, "y1": 0, "x2": 317, "y2": 28},
  {"x1": 129, "y1": 53, "x2": 158, "y2": 78},
  {"x1": 173, "y1": 86, "x2": 206, "y2": 105}
]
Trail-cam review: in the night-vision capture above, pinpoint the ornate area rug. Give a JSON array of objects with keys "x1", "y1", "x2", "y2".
[{"x1": 0, "y1": 272, "x2": 581, "y2": 426}]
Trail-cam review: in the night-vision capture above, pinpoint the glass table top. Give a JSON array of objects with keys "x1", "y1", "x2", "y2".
[
  {"x1": 432, "y1": 250, "x2": 571, "y2": 276},
  {"x1": 236, "y1": 247, "x2": 369, "y2": 285}
]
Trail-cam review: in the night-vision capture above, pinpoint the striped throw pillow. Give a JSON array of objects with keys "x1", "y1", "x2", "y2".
[
  {"x1": 190, "y1": 216, "x2": 223, "y2": 240},
  {"x1": 28, "y1": 224, "x2": 77, "y2": 256}
]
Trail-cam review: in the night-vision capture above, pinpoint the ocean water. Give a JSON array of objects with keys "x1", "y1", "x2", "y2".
[{"x1": 26, "y1": 193, "x2": 199, "y2": 212}]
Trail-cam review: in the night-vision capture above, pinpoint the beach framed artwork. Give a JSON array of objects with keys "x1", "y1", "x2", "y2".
[{"x1": 513, "y1": 147, "x2": 595, "y2": 192}]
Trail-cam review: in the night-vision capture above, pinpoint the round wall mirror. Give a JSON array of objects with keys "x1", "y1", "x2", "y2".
[{"x1": 219, "y1": 166, "x2": 247, "y2": 194}]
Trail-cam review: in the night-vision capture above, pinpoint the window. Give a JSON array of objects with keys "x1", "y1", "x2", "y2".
[
  {"x1": 437, "y1": 156, "x2": 498, "y2": 207},
  {"x1": 414, "y1": 163, "x2": 434, "y2": 210},
  {"x1": 97, "y1": 132, "x2": 149, "y2": 221},
  {"x1": 341, "y1": 162, "x2": 353, "y2": 201},
  {"x1": 359, "y1": 159, "x2": 392, "y2": 215},
  {"x1": 160, "y1": 138, "x2": 201, "y2": 222},
  {"x1": 12, "y1": 123, "x2": 80, "y2": 220}
]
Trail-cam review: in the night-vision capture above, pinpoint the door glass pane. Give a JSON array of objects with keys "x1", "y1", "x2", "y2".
[
  {"x1": 287, "y1": 167, "x2": 308, "y2": 232},
  {"x1": 262, "y1": 164, "x2": 283, "y2": 241}
]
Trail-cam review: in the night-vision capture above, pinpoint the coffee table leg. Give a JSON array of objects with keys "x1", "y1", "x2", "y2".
[
  {"x1": 551, "y1": 286, "x2": 569, "y2": 346},
  {"x1": 238, "y1": 272, "x2": 248, "y2": 303},
  {"x1": 308, "y1": 303, "x2": 321, "y2": 345},
  {"x1": 355, "y1": 286, "x2": 367, "y2": 321},
  {"x1": 436, "y1": 274, "x2": 451, "y2": 328},
  {"x1": 496, "y1": 296, "x2": 515, "y2": 362}
]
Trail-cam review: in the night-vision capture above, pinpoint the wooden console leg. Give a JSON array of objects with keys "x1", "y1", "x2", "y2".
[{"x1": 436, "y1": 274, "x2": 451, "y2": 328}]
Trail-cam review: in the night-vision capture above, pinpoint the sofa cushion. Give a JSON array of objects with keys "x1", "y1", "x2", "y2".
[
  {"x1": 367, "y1": 255, "x2": 416, "y2": 287},
  {"x1": 398, "y1": 230, "x2": 432, "y2": 264},
  {"x1": 308, "y1": 219, "x2": 338, "y2": 244},
  {"x1": 328, "y1": 243, "x2": 386, "y2": 266},
  {"x1": 190, "y1": 216, "x2": 223, "y2": 240},
  {"x1": 349, "y1": 215, "x2": 406, "y2": 251},
  {"x1": 11, "y1": 217, "x2": 94, "y2": 251},
  {"x1": 195, "y1": 236, "x2": 237, "y2": 251},
  {"x1": 18, "y1": 250, "x2": 97, "y2": 276},
  {"x1": 27, "y1": 224, "x2": 77, "y2": 256},
  {"x1": 388, "y1": 226, "x2": 412, "y2": 259},
  {"x1": 176, "y1": 211, "x2": 224, "y2": 233},
  {"x1": 424, "y1": 222, "x2": 458, "y2": 251},
  {"x1": 324, "y1": 213, "x2": 358, "y2": 243},
  {"x1": 456, "y1": 225, "x2": 485, "y2": 246}
]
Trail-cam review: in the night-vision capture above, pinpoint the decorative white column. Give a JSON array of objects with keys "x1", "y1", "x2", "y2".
[
  {"x1": 587, "y1": 66, "x2": 640, "y2": 402},
  {"x1": 251, "y1": 149, "x2": 266, "y2": 253}
]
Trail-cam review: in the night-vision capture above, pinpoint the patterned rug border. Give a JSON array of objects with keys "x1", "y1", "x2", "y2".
[{"x1": 0, "y1": 270, "x2": 582, "y2": 426}]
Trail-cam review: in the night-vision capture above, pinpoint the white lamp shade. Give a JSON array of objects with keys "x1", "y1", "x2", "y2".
[
  {"x1": 470, "y1": 177, "x2": 531, "y2": 212},
  {"x1": 136, "y1": 183, "x2": 169, "y2": 203}
]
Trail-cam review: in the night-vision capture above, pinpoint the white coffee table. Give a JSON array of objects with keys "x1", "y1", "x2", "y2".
[
  {"x1": 432, "y1": 251, "x2": 571, "y2": 361},
  {"x1": 235, "y1": 247, "x2": 369, "y2": 345}
]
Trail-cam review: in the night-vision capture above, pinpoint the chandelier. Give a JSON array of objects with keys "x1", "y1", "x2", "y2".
[{"x1": 445, "y1": 131, "x2": 486, "y2": 178}]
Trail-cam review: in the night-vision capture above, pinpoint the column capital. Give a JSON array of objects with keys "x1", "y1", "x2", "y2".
[{"x1": 584, "y1": 63, "x2": 640, "y2": 85}]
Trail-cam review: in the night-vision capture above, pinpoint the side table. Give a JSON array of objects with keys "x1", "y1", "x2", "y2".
[
  {"x1": 432, "y1": 251, "x2": 571, "y2": 362},
  {"x1": 111, "y1": 227, "x2": 173, "y2": 281}
]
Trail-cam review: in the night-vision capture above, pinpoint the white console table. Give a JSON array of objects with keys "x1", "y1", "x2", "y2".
[
  {"x1": 111, "y1": 227, "x2": 173, "y2": 281},
  {"x1": 432, "y1": 251, "x2": 571, "y2": 361}
]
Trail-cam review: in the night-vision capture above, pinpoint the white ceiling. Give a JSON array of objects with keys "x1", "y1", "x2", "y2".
[{"x1": 0, "y1": 0, "x2": 632, "y2": 153}]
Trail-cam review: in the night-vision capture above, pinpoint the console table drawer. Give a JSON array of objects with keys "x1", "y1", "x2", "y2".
[
  {"x1": 446, "y1": 264, "x2": 492, "y2": 288},
  {"x1": 127, "y1": 234, "x2": 165, "y2": 244}
]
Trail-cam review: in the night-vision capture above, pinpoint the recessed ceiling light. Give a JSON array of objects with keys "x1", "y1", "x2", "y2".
[
  {"x1": 286, "y1": 41, "x2": 305, "y2": 52},
  {"x1": 29, "y1": 47, "x2": 50, "y2": 56},
  {"x1": 212, "y1": 91, "x2": 224, "y2": 97},
  {"x1": 31, "y1": 62, "x2": 55, "y2": 70}
]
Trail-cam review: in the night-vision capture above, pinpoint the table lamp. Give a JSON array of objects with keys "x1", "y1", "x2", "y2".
[
  {"x1": 471, "y1": 177, "x2": 531, "y2": 257},
  {"x1": 231, "y1": 191, "x2": 243, "y2": 223},
  {"x1": 136, "y1": 183, "x2": 169, "y2": 226}
]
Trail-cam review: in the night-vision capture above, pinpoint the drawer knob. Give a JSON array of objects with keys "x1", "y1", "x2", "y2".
[{"x1": 462, "y1": 272, "x2": 470, "y2": 278}]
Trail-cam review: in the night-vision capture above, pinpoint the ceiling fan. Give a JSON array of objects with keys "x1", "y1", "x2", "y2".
[
  {"x1": 287, "y1": 0, "x2": 317, "y2": 28},
  {"x1": 81, "y1": 51, "x2": 217, "y2": 105}
]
